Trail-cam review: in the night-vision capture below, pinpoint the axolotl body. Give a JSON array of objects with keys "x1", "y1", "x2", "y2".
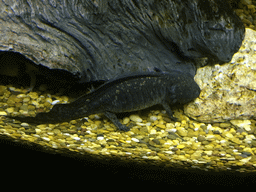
[{"x1": 7, "y1": 71, "x2": 200, "y2": 131}]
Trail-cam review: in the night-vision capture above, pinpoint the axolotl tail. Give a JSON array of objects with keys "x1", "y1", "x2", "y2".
[{"x1": 9, "y1": 101, "x2": 90, "y2": 124}]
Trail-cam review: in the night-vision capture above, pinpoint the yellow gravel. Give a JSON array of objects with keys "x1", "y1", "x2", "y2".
[{"x1": 1, "y1": 84, "x2": 256, "y2": 173}]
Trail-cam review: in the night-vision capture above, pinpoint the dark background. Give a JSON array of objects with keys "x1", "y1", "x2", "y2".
[{"x1": 1, "y1": 138, "x2": 255, "y2": 188}]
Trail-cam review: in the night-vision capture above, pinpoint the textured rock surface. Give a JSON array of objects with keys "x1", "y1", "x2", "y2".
[
  {"x1": 185, "y1": 28, "x2": 256, "y2": 123},
  {"x1": 0, "y1": 0, "x2": 244, "y2": 83}
]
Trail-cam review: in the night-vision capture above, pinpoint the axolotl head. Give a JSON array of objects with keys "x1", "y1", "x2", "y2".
[{"x1": 167, "y1": 73, "x2": 201, "y2": 105}]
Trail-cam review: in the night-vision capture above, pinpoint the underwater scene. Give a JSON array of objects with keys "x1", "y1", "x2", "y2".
[{"x1": 1, "y1": 0, "x2": 256, "y2": 176}]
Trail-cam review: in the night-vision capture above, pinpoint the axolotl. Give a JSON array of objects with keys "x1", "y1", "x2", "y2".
[{"x1": 6, "y1": 71, "x2": 200, "y2": 131}]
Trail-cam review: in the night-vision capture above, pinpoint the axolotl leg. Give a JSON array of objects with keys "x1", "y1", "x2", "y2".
[
  {"x1": 104, "y1": 111, "x2": 130, "y2": 132},
  {"x1": 161, "y1": 101, "x2": 178, "y2": 121},
  {"x1": 104, "y1": 101, "x2": 178, "y2": 132}
]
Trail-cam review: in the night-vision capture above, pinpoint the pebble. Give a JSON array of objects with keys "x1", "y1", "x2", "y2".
[
  {"x1": 123, "y1": 117, "x2": 130, "y2": 124},
  {"x1": 72, "y1": 137, "x2": 81, "y2": 141},
  {"x1": 176, "y1": 127, "x2": 188, "y2": 137},
  {"x1": 21, "y1": 123, "x2": 29, "y2": 127},
  {"x1": 28, "y1": 92, "x2": 38, "y2": 99},
  {"x1": 20, "y1": 105, "x2": 28, "y2": 111},
  {"x1": 35, "y1": 129, "x2": 41, "y2": 134},
  {"x1": 97, "y1": 136, "x2": 104, "y2": 141},
  {"x1": 219, "y1": 122, "x2": 231, "y2": 128},
  {"x1": 230, "y1": 120, "x2": 251, "y2": 131},
  {"x1": 156, "y1": 124, "x2": 166, "y2": 129},
  {"x1": 131, "y1": 138, "x2": 139, "y2": 142},
  {"x1": 129, "y1": 114, "x2": 142, "y2": 123},
  {"x1": 136, "y1": 122, "x2": 146, "y2": 126},
  {"x1": 230, "y1": 137, "x2": 242, "y2": 144},
  {"x1": 23, "y1": 98, "x2": 30, "y2": 102},
  {"x1": 0, "y1": 111, "x2": 7, "y2": 116},
  {"x1": 149, "y1": 116, "x2": 158, "y2": 122},
  {"x1": 51, "y1": 100, "x2": 60, "y2": 105},
  {"x1": 31, "y1": 101, "x2": 40, "y2": 107},
  {"x1": 150, "y1": 129, "x2": 157, "y2": 134},
  {"x1": 242, "y1": 151, "x2": 252, "y2": 156},
  {"x1": 225, "y1": 133, "x2": 234, "y2": 139},
  {"x1": 166, "y1": 123, "x2": 175, "y2": 129},
  {"x1": 177, "y1": 144, "x2": 185, "y2": 149},
  {"x1": 42, "y1": 137, "x2": 50, "y2": 141},
  {"x1": 94, "y1": 114, "x2": 101, "y2": 119},
  {"x1": 204, "y1": 151, "x2": 213, "y2": 156},
  {"x1": 197, "y1": 135, "x2": 206, "y2": 142},
  {"x1": 6, "y1": 108, "x2": 14, "y2": 113},
  {"x1": 45, "y1": 98, "x2": 53, "y2": 104},
  {"x1": 151, "y1": 139, "x2": 160, "y2": 145}
]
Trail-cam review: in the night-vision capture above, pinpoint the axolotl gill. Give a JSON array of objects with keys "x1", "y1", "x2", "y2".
[{"x1": 7, "y1": 71, "x2": 200, "y2": 132}]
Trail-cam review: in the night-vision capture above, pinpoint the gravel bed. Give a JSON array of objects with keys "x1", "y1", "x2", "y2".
[{"x1": 1, "y1": 84, "x2": 256, "y2": 172}]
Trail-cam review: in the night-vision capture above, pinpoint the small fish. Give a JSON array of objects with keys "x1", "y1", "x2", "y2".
[{"x1": 6, "y1": 71, "x2": 200, "y2": 131}]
